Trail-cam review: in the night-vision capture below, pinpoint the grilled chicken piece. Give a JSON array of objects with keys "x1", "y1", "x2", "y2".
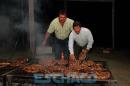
[
  {"x1": 0, "y1": 59, "x2": 11, "y2": 68},
  {"x1": 94, "y1": 63, "x2": 104, "y2": 71},
  {"x1": 95, "y1": 70, "x2": 111, "y2": 80},
  {"x1": 40, "y1": 58, "x2": 57, "y2": 67},
  {"x1": 22, "y1": 64, "x2": 44, "y2": 73},
  {"x1": 10, "y1": 57, "x2": 28, "y2": 67},
  {"x1": 57, "y1": 59, "x2": 68, "y2": 65}
]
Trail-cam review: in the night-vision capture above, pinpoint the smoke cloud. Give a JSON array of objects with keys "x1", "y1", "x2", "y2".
[{"x1": 0, "y1": 0, "x2": 54, "y2": 57}]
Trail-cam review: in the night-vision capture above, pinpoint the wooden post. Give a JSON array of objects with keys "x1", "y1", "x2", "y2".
[{"x1": 28, "y1": 0, "x2": 36, "y2": 58}]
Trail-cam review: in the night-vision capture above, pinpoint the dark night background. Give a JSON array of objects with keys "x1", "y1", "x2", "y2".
[{"x1": 0, "y1": 0, "x2": 129, "y2": 52}]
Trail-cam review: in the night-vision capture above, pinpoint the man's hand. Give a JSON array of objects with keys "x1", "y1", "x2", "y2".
[
  {"x1": 79, "y1": 48, "x2": 89, "y2": 61},
  {"x1": 69, "y1": 54, "x2": 76, "y2": 62},
  {"x1": 82, "y1": 48, "x2": 89, "y2": 55},
  {"x1": 42, "y1": 32, "x2": 50, "y2": 48}
]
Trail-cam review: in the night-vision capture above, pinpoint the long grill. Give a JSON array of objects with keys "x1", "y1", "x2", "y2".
[{"x1": 5, "y1": 60, "x2": 115, "y2": 86}]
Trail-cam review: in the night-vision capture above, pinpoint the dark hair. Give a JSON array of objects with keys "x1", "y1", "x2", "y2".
[
  {"x1": 58, "y1": 9, "x2": 67, "y2": 16},
  {"x1": 73, "y1": 21, "x2": 81, "y2": 28}
]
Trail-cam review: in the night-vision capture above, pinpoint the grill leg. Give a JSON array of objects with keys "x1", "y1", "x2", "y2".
[
  {"x1": 6, "y1": 75, "x2": 13, "y2": 86},
  {"x1": 3, "y1": 76, "x2": 7, "y2": 86}
]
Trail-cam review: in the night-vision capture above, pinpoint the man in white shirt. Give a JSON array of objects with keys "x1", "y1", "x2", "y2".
[{"x1": 68, "y1": 21, "x2": 94, "y2": 61}]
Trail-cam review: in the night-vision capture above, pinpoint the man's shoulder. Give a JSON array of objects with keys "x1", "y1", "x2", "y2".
[
  {"x1": 66, "y1": 18, "x2": 74, "y2": 23},
  {"x1": 51, "y1": 17, "x2": 58, "y2": 23},
  {"x1": 81, "y1": 27, "x2": 90, "y2": 32},
  {"x1": 70, "y1": 30, "x2": 76, "y2": 36}
]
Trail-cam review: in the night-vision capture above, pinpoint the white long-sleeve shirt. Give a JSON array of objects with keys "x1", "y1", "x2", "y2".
[{"x1": 69, "y1": 27, "x2": 94, "y2": 54}]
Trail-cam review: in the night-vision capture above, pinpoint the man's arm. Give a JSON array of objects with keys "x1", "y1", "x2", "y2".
[
  {"x1": 80, "y1": 30, "x2": 94, "y2": 59},
  {"x1": 42, "y1": 20, "x2": 55, "y2": 47},
  {"x1": 42, "y1": 32, "x2": 50, "y2": 46},
  {"x1": 68, "y1": 32, "x2": 76, "y2": 61},
  {"x1": 68, "y1": 32, "x2": 74, "y2": 54},
  {"x1": 86, "y1": 30, "x2": 94, "y2": 50}
]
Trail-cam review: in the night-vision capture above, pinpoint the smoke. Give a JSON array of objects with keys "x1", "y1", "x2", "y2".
[
  {"x1": 33, "y1": 0, "x2": 54, "y2": 46},
  {"x1": 0, "y1": 0, "x2": 28, "y2": 50},
  {"x1": 13, "y1": 0, "x2": 54, "y2": 56},
  {"x1": 0, "y1": 16, "x2": 10, "y2": 39},
  {"x1": 0, "y1": 0, "x2": 54, "y2": 54},
  {"x1": 34, "y1": 0, "x2": 55, "y2": 59}
]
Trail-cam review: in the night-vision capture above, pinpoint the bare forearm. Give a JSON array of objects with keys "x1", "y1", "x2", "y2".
[
  {"x1": 44, "y1": 32, "x2": 50, "y2": 42},
  {"x1": 42, "y1": 32, "x2": 50, "y2": 45}
]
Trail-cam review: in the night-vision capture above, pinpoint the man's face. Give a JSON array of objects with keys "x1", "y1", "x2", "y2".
[
  {"x1": 58, "y1": 14, "x2": 67, "y2": 24},
  {"x1": 73, "y1": 26, "x2": 81, "y2": 34}
]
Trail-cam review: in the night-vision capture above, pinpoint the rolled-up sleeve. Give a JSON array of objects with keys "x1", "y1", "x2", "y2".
[
  {"x1": 68, "y1": 32, "x2": 74, "y2": 54},
  {"x1": 86, "y1": 30, "x2": 94, "y2": 50}
]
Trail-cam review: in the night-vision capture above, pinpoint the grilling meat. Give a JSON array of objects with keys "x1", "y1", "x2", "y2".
[
  {"x1": 22, "y1": 64, "x2": 44, "y2": 73},
  {"x1": 20, "y1": 57, "x2": 111, "y2": 80},
  {"x1": 79, "y1": 52, "x2": 85, "y2": 61},
  {"x1": 96, "y1": 70, "x2": 111, "y2": 80},
  {"x1": 79, "y1": 49, "x2": 88, "y2": 61},
  {"x1": 0, "y1": 59, "x2": 11, "y2": 68},
  {"x1": 69, "y1": 60, "x2": 81, "y2": 72},
  {"x1": 41, "y1": 58, "x2": 57, "y2": 66},
  {"x1": 0, "y1": 62, "x2": 10, "y2": 68},
  {"x1": 57, "y1": 59, "x2": 68, "y2": 65},
  {"x1": 86, "y1": 60, "x2": 95, "y2": 67},
  {"x1": 80, "y1": 60, "x2": 103, "y2": 73},
  {"x1": 94, "y1": 63, "x2": 104, "y2": 71},
  {"x1": 53, "y1": 66, "x2": 66, "y2": 73},
  {"x1": 10, "y1": 57, "x2": 28, "y2": 67}
]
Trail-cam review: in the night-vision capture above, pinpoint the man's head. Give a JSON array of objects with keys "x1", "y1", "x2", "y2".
[
  {"x1": 58, "y1": 10, "x2": 67, "y2": 24},
  {"x1": 73, "y1": 21, "x2": 81, "y2": 34}
]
